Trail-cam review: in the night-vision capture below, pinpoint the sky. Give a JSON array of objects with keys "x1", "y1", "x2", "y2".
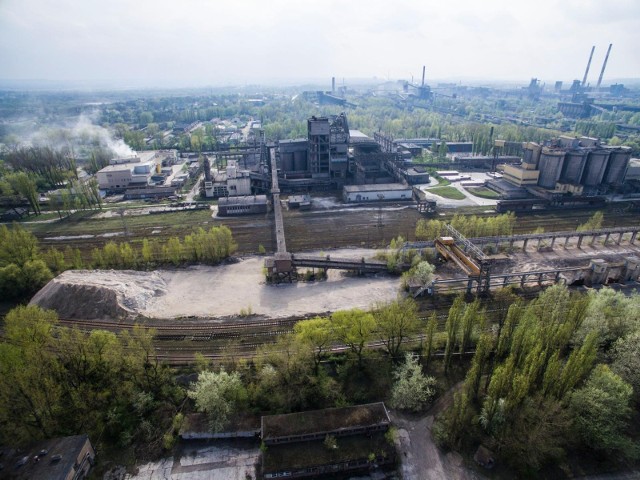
[{"x1": 1, "y1": 0, "x2": 639, "y2": 89}]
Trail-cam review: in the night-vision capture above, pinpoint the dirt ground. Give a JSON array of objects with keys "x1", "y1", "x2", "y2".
[
  {"x1": 390, "y1": 383, "x2": 485, "y2": 480},
  {"x1": 30, "y1": 248, "x2": 402, "y2": 320}
]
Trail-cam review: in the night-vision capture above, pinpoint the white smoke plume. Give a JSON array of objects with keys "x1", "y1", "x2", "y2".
[
  {"x1": 71, "y1": 114, "x2": 135, "y2": 158},
  {"x1": 23, "y1": 112, "x2": 136, "y2": 159}
]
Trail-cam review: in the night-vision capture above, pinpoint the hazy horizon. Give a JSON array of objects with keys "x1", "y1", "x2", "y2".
[{"x1": 1, "y1": 0, "x2": 639, "y2": 90}]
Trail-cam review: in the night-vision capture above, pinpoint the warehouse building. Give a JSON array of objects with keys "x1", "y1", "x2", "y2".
[
  {"x1": 343, "y1": 183, "x2": 412, "y2": 202},
  {"x1": 217, "y1": 195, "x2": 268, "y2": 216}
]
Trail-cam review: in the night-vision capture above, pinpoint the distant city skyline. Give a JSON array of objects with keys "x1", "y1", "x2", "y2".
[{"x1": 1, "y1": 0, "x2": 639, "y2": 89}]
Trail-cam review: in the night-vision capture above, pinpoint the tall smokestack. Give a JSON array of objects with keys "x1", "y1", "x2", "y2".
[
  {"x1": 332, "y1": 77, "x2": 335, "y2": 92},
  {"x1": 596, "y1": 43, "x2": 613, "y2": 88},
  {"x1": 582, "y1": 45, "x2": 595, "y2": 87},
  {"x1": 421, "y1": 66, "x2": 426, "y2": 87}
]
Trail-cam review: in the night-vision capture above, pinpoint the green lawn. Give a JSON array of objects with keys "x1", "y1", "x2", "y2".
[
  {"x1": 24, "y1": 209, "x2": 213, "y2": 236},
  {"x1": 426, "y1": 186, "x2": 466, "y2": 200},
  {"x1": 434, "y1": 176, "x2": 451, "y2": 187},
  {"x1": 467, "y1": 187, "x2": 500, "y2": 199}
]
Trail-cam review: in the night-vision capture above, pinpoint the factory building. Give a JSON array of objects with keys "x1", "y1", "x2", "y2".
[
  {"x1": 306, "y1": 113, "x2": 350, "y2": 180},
  {"x1": 430, "y1": 141, "x2": 474, "y2": 154},
  {"x1": 278, "y1": 139, "x2": 309, "y2": 176},
  {"x1": 498, "y1": 137, "x2": 631, "y2": 194},
  {"x1": 96, "y1": 150, "x2": 166, "y2": 191},
  {"x1": 204, "y1": 160, "x2": 252, "y2": 198}
]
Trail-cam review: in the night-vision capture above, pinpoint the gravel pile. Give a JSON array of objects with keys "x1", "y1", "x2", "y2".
[{"x1": 30, "y1": 270, "x2": 167, "y2": 319}]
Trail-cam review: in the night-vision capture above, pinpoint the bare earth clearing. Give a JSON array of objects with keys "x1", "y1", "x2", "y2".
[
  {"x1": 31, "y1": 248, "x2": 402, "y2": 320},
  {"x1": 31, "y1": 240, "x2": 640, "y2": 321}
]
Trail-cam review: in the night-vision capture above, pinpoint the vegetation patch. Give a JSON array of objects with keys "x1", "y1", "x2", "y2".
[{"x1": 426, "y1": 186, "x2": 466, "y2": 200}]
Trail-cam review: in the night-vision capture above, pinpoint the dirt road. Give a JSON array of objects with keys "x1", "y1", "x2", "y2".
[{"x1": 390, "y1": 383, "x2": 485, "y2": 480}]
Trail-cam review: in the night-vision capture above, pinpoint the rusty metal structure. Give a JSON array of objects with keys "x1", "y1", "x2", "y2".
[{"x1": 407, "y1": 225, "x2": 640, "y2": 296}]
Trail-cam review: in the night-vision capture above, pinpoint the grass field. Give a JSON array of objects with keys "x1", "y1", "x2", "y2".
[{"x1": 426, "y1": 186, "x2": 466, "y2": 200}]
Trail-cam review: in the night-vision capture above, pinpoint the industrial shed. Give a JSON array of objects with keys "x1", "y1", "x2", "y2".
[
  {"x1": 260, "y1": 403, "x2": 395, "y2": 479},
  {"x1": 217, "y1": 195, "x2": 268, "y2": 216},
  {"x1": 343, "y1": 183, "x2": 412, "y2": 202}
]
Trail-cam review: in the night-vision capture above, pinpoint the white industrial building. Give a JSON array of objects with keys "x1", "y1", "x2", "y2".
[
  {"x1": 343, "y1": 183, "x2": 413, "y2": 202},
  {"x1": 96, "y1": 150, "x2": 175, "y2": 190},
  {"x1": 204, "y1": 160, "x2": 252, "y2": 198}
]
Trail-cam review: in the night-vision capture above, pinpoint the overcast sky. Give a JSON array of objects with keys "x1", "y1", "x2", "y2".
[{"x1": 1, "y1": 0, "x2": 638, "y2": 88}]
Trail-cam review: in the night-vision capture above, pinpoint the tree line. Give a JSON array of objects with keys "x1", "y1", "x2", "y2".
[
  {"x1": 188, "y1": 297, "x2": 438, "y2": 433},
  {"x1": 0, "y1": 305, "x2": 182, "y2": 455},
  {"x1": 0, "y1": 224, "x2": 237, "y2": 300},
  {"x1": 433, "y1": 285, "x2": 640, "y2": 473},
  {"x1": 416, "y1": 212, "x2": 516, "y2": 240}
]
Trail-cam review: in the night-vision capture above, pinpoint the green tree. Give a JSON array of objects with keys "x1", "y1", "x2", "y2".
[
  {"x1": 423, "y1": 313, "x2": 438, "y2": 369},
  {"x1": 331, "y1": 308, "x2": 376, "y2": 368},
  {"x1": 576, "y1": 211, "x2": 604, "y2": 232},
  {"x1": 6, "y1": 171, "x2": 41, "y2": 214},
  {"x1": 374, "y1": 298, "x2": 420, "y2": 360},
  {"x1": 0, "y1": 225, "x2": 52, "y2": 298},
  {"x1": 569, "y1": 365, "x2": 636, "y2": 457},
  {"x1": 390, "y1": 353, "x2": 437, "y2": 412},
  {"x1": 574, "y1": 287, "x2": 640, "y2": 349},
  {"x1": 294, "y1": 317, "x2": 332, "y2": 374},
  {"x1": 188, "y1": 369, "x2": 247, "y2": 432},
  {"x1": 610, "y1": 331, "x2": 640, "y2": 397},
  {"x1": 497, "y1": 395, "x2": 571, "y2": 472},
  {"x1": 444, "y1": 295, "x2": 464, "y2": 373}
]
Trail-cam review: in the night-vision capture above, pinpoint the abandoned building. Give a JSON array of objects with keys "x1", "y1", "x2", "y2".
[
  {"x1": 260, "y1": 402, "x2": 395, "y2": 479},
  {"x1": 492, "y1": 137, "x2": 631, "y2": 197}
]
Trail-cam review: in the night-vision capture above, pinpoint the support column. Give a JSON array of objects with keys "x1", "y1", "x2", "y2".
[
  {"x1": 564, "y1": 236, "x2": 570, "y2": 249},
  {"x1": 577, "y1": 235, "x2": 584, "y2": 249},
  {"x1": 523, "y1": 239, "x2": 529, "y2": 251},
  {"x1": 466, "y1": 278, "x2": 474, "y2": 294},
  {"x1": 604, "y1": 233, "x2": 611, "y2": 245},
  {"x1": 550, "y1": 236, "x2": 556, "y2": 248},
  {"x1": 590, "y1": 234, "x2": 597, "y2": 247},
  {"x1": 538, "y1": 273, "x2": 543, "y2": 286},
  {"x1": 617, "y1": 233, "x2": 623, "y2": 245},
  {"x1": 631, "y1": 231, "x2": 638, "y2": 244},
  {"x1": 536, "y1": 238, "x2": 542, "y2": 250}
]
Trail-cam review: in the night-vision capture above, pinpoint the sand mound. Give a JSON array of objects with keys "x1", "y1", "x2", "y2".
[{"x1": 30, "y1": 270, "x2": 167, "y2": 319}]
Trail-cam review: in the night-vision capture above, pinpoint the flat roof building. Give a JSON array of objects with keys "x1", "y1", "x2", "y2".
[
  {"x1": 217, "y1": 195, "x2": 268, "y2": 216},
  {"x1": 343, "y1": 183, "x2": 412, "y2": 202},
  {"x1": 260, "y1": 403, "x2": 395, "y2": 479}
]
